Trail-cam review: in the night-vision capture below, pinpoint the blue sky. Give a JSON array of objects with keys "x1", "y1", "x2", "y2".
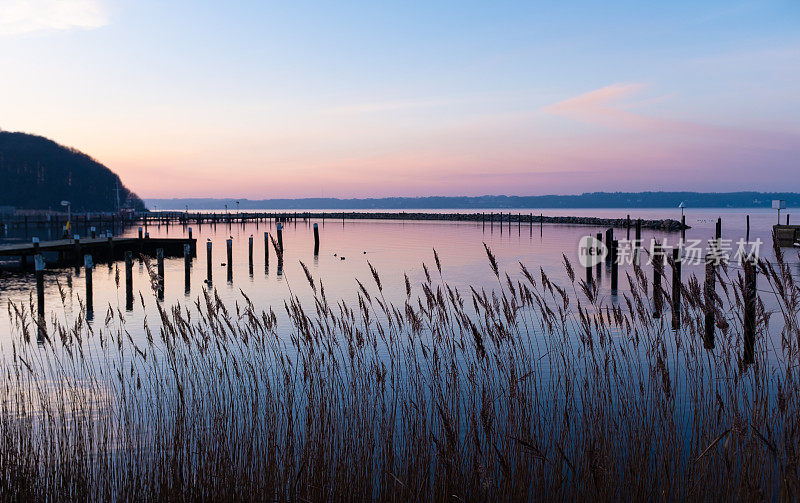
[{"x1": 0, "y1": 1, "x2": 798, "y2": 197}]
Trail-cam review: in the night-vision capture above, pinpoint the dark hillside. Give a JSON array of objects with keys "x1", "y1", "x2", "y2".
[{"x1": 0, "y1": 131, "x2": 145, "y2": 211}]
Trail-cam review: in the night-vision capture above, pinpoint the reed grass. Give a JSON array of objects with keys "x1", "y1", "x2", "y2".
[{"x1": 1, "y1": 244, "x2": 798, "y2": 501}]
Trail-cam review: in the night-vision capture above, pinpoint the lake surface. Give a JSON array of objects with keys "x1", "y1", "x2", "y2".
[{"x1": 0, "y1": 207, "x2": 796, "y2": 347}]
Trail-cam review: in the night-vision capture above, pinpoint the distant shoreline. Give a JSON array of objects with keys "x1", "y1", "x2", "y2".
[{"x1": 144, "y1": 192, "x2": 799, "y2": 211}]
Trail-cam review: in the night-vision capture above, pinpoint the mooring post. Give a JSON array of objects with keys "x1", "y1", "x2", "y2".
[
  {"x1": 595, "y1": 232, "x2": 603, "y2": 277},
  {"x1": 184, "y1": 243, "x2": 191, "y2": 294},
  {"x1": 206, "y1": 241, "x2": 212, "y2": 284},
  {"x1": 264, "y1": 232, "x2": 270, "y2": 270},
  {"x1": 277, "y1": 223, "x2": 284, "y2": 252},
  {"x1": 611, "y1": 240, "x2": 619, "y2": 291},
  {"x1": 746, "y1": 215, "x2": 750, "y2": 242},
  {"x1": 156, "y1": 248, "x2": 164, "y2": 300},
  {"x1": 743, "y1": 258, "x2": 757, "y2": 365},
  {"x1": 681, "y1": 215, "x2": 686, "y2": 240},
  {"x1": 84, "y1": 254, "x2": 94, "y2": 316},
  {"x1": 715, "y1": 218, "x2": 722, "y2": 240},
  {"x1": 36, "y1": 254, "x2": 45, "y2": 321},
  {"x1": 313, "y1": 223, "x2": 320, "y2": 255},
  {"x1": 73, "y1": 234, "x2": 82, "y2": 265},
  {"x1": 248, "y1": 235, "x2": 254, "y2": 276},
  {"x1": 226, "y1": 238, "x2": 233, "y2": 283},
  {"x1": 540, "y1": 213, "x2": 543, "y2": 235},
  {"x1": 90, "y1": 226, "x2": 96, "y2": 239},
  {"x1": 138, "y1": 227, "x2": 143, "y2": 240},
  {"x1": 33, "y1": 236, "x2": 40, "y2": 254},
  {"x1": 671, "y1": 247, "x2": 681, "y2": 329},
  {"x1": 188, "y1": 226, "x2": 193, "y2": 252},
  {"x1": 585, "y1": 235, "x2": 592, "y2": 284},
  {"x1": 626, "y1": 215, "x2": 631, "y2": 240},
  {"x1": 787, "y1": 214, "x2": 790, "y2": 225},
  {"x1": 125, "y1": 251, "x2": 133, "y2": 311},
  {"x1": 653, "y1": 242, "x2": 663, "y2": 318},
  {"x1": 704, "y1": 254, "x2": 715, "y2": 349},
  {"x1": 635, "y1": 219, "x2": 642, "y2": 246}
]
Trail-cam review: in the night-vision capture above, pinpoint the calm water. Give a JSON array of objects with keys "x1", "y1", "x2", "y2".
[{"x1": 0, "y1": 207, "x2": 796, "y2": 347}]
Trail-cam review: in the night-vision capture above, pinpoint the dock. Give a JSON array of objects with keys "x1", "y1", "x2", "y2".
[
  {"x1": 0, "y1": 236, "x2": 196, "y2": 269},
  {"x1": 773, "y1": 225, "x2": 800, "y2": 247}
]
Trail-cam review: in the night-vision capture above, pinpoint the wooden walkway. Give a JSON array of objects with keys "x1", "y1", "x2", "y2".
[{"x1": 0, "y1": 236, "x2": 195, "y2": 268}]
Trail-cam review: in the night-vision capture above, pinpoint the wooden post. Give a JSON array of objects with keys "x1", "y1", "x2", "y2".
[
  {"x1": 611, "y1": 240, "x2": 618, "y2": 291},
  {"x1": 90, "y1": 226, "x2": 96, "y2": 239},
  {"x1": 125, "y1": 251, "x2": 133, "y2": 311},
  {"x1": 635, "y1": 219, "x2": 642, "y2": 245},
  {"x1": 264, "y1": 232, "x2": 270, "y2": 270},
  {"x1": 540, "y1": 213, "x2": 543, "y2": 235},
  {"x1": 138, "y1": 227, "x2": 143, "y2": 240},
  {"x1": 156, "y1": 248, "x2": 164, "y2": 300},
  {"x1": 188, "y1": 226, "x2": 193, "y2": 253},
  {"x1": 626, "y1": 215, "x2": 631, "y2": 240},
  {"x1": 681, "y1": 215, "x2": 686, "y2": 240},
  {"x1": 277, "y1": 223, "x2": 284, "y2": 252},
  {"x1": 184, "y1": 243, "x2": 191, "y2": 294},
  {"x1": 746, "y1": 215, "x2": 750, "y2": 242},
  {"x1": 313, "y1": 223, "x2": 320, "y2": 255},
  {"x1": 743, "y1": 258, "x2": 756, "y2": 365},
  {"x1": 704, "y1": 255, "x2": 715, "y2": 349},
  {"x1": 715, "y1": 218, "x2": 721, "y2": 240},
  {"x1": 529, "y1": 213, "x2": 532, "y2": 237},
  {"x1": 206, "y1": 241, "x2": 213, "y2": 284},
  {"x1": 585, "y1": 235, "x2": 592, "y2": 284},
  {"x1": 787, "y1": 214, "x2": 790, "y2": 225},
  {"x1": 73, "y1": 234, "x2": 82, "y2": 265},
  {"x1": 35, "y1": 254, "x2": 45, "y2": 321},
  {"x1": 653, "y1": 242, "x2": 663, "y2": 319},
  {"x1": 248, "y1": 235, "x2": 254, "y2": 276},
  {"x1": 107, "y1": 232, "x2": 114, "y2": 261},
  {"x1": 84, "y1": 255, "x2": 93, "y2": 315},
  {"x1": 671, "y1": 247, "x2": 681, "y2": 329},
  {"x1": 595, "y1": 232, "x2": 603, "y2": 277},
  {"x1": 226, "y1": 238, "x2": 233, "y2": 283}
]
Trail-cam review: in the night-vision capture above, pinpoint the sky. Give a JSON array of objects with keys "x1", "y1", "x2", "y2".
[{"x1": 0, "y1": 0, "x2": 798, "y2": 198}]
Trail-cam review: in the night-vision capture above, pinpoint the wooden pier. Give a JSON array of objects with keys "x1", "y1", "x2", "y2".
[
  {"x1": 0, "y1": 236, "x2": 196, "y2": 269},
  {"x1": 773, "y1": 225, "x2": 800, "y2": 247}
]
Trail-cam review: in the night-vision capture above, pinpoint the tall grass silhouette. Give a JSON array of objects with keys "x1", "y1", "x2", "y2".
[{"x1": 1, "y1": 244, "x2": 798, "y2": 501}]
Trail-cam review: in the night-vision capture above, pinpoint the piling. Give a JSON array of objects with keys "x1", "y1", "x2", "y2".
[
  {"x1": 277, "y1": 223, "x2": 284, "y2": 252},
  {"x1": 184, "y1": 243, "x2": 191, "y2": 294},
  {"x1": 626, "y1": 215, "x2": 631, "y2": 240},
  {"x1": 264, "y1": 232, "x2": 270, "y2": 269},
  {"x1": 138, "y1": 227, "x2": 143, "y2": 240},
  {"x1": 746, "y1": 215, "x2": 750, "y2": 241},
  {"x1": 248, "y1": 235, "x2": 254, "y2": 276},
  {"x1": 715, "y1": 218, "x2": 721, "y2": 240},
  {"x1": 787, "y1": 214, "x2": 791, "y2": 225},
  {"x1": 206, "y1": 241, "x2": 213, "y2": 284},
  {"x1": 610, "y1": 240, "x2": 619, "y2": 291},
  {"x1": 743, "y1": 258, "x2": 757, "y2": 364},
  {"x1": 226, "y1": 238, "x2": 233, "y2": 283},
  {"x1": 125, "y1": 251, "x2": 133, "y2": 311},
  {"x1": 90, "y1": 226, "x2": 96, "y2": 239},
  {"x1": 585, "y1": 235, "x2": 592, "y2": 284},
  {"x1": 35, "y1": 254, "x2": 45, "y2": 321},
  {"x1": 314, "y1": 223, "x2": 320, "y2": 255},
  {"x1": 671, "y1": 247, "x2": 681, "y2": 329},
  {"x1": 156, "y1": 248, "x2": 164, "y2": 300},
  {"x1": 595, "y1": 232, "x2": 602, "y2": 277},
  {"x1": 653, "y1": 242, "x2": 663, "y2": 318},
  {"x1": 704, "y1": 255, "x2": 715, "y2": 349},
  {"x1": 84, "y1": 254, "x2": 93, "y2": 315},
  {"x1": 635, "y1": 219, "x2": 642, "y2": 245},
  {"x1": 681, "y1": 215, "x2": 686, "y2": 240}
]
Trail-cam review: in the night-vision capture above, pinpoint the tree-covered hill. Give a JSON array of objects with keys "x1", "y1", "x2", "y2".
[{"x1": 0, "y1": 131, "x2": 145, "y2": 212}]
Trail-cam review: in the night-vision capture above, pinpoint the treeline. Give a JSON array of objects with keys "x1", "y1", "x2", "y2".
[
  {"x1": 0, "y1": 131, "x2": 145, "y2": 212},
  {"x1": 146, "y1": 192, "x2": 800, "y2": 210}
]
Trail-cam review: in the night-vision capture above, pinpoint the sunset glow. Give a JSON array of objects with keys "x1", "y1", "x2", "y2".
[{"x1": 1, "y1": 1, "x2": 798, "y2": 198}]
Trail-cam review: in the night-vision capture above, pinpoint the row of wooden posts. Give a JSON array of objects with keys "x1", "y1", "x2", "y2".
[
  {"x1": 34, "y1": 222, "x2": 319, "y2": 316},
  {"x1": 32, "y1": 217, "x2": 758, "y2": 364},
  {"x1": 583, "y1": 223, "x2": 757, "y2": 364}
]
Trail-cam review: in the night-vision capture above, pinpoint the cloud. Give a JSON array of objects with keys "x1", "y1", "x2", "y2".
[{"x1": 0, "y1": 0, "x2": 108, "y2": 36}]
